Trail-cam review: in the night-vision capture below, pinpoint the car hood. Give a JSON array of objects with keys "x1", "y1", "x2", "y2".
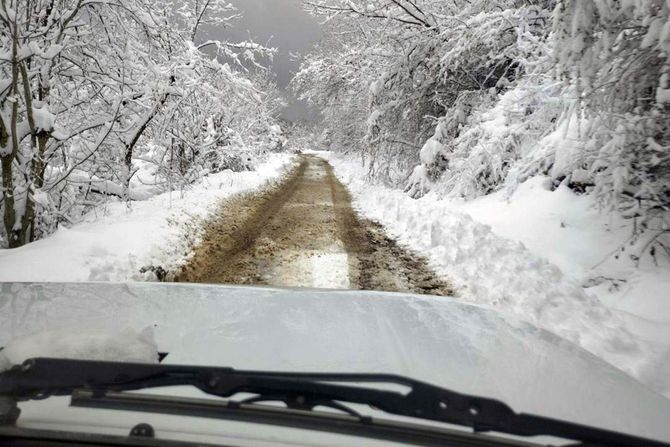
[{"x1": 1, "y1": 282, "x2": 669, "y2": 444}]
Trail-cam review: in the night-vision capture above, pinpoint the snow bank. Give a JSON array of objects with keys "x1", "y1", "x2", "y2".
[
  {"x1": 458, "y1": 177, "x2": 670, "y2": 324},
  {"x1": 327, "y1": 153, "x2": 670, "y2": 399},
  {"x1": 0, "y1": 326, "x2": 158, "y2": 372},
  {"x1": 0, "y1": 154, "x2": 295, "y2": 282}
]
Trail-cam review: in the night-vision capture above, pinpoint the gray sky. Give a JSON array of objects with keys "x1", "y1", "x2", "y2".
[{"x1": 205, "y1": 0, "x2": 322, "y2": 122}]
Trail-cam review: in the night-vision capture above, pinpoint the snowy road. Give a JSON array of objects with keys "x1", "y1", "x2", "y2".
[{"x1": 178, "y1": 155, "x2": 451, "y2": 294}]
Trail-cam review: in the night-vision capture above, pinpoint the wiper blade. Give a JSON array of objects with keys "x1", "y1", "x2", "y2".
[
  {"x1": 69, "y1": 389, "x2": 538, "y2": 447},
  {"x1": 0, "y1": 358, "x2": 667, "y2": 447}
]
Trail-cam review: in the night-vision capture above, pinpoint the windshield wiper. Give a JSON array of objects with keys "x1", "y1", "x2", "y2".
[{"x1": 0, "y1": 358, "x2": 667, "y2": 447}]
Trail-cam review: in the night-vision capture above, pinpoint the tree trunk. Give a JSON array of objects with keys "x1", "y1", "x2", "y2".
[
  {"x1": 0, "y1": 156, "x2": 20, "y2": 248},
  {"x1": 2, "y1": 29, "x2": 23, "y2": 248},
  {"x1": 122, "y1": 81, "x2": 173, "y2": 201}
]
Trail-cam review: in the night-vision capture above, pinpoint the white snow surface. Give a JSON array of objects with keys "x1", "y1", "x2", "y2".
[
  {"x1": 1, "y1": 283, "x2": 670, "y2": 443},
  {"x1": 0, "y1": 154, "x2": 295, "y2": 282},
  {"x1": 324, "y1": 152, "x2": 670, "y2": 400},
  {"x1": 31, "y1": 105, "x2": 56, "y2": 133},
  {"x1": 0, "y1": 326, "x2": 158, "y2": 371}
]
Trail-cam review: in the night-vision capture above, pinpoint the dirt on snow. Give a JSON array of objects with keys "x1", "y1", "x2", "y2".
[{"x1": 177, "y1": 155, "x2": 452, "y2": 296}]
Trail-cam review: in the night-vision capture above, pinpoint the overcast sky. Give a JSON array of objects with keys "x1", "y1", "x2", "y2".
[{"x1": 205, "y1": 0, "x2": 322, "y2": 121}]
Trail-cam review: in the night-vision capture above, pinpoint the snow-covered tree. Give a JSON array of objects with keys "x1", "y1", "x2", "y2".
[
  {"x1": 0, "y1": 0, "x2": 282, "y2": 248},
  {"x1": 551, "y1": 0, "x2": 670, "y2": 258},
  {"x1": 0, "y1": 0, "x2": 151, "y2": 246},
  {"x1": 296, "y1": 0, "x2": 669, "y2": 260},
  {"x1": 295, "y1": 0, "x2": 553, "y2": 186}
]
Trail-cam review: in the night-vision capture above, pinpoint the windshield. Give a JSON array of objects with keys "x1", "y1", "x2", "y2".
[{"x1": 1, "y1": 0, "x2": 669, "y2": 446}]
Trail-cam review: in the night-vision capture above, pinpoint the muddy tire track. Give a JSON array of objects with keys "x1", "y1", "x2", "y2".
[{"x1": 177, "y1": 155, "x2": 452, "y2": 296}]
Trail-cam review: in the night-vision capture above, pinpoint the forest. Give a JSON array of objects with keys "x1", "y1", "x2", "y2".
[
  {"x1": 293, "y1": 0, "x2": 670, "y2": 264},
  {"x1": 0, "y1": 0, "x2": 283, "y2": 248}
]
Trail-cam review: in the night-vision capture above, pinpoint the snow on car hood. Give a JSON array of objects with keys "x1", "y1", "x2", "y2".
[{"x1": 1, "y1": 282, "x2": 669, "y2": 443}]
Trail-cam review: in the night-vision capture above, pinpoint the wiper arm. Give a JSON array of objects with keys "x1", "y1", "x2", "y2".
[{"x1": 0, "y1": 358, "x2": 667, "y2": 447}]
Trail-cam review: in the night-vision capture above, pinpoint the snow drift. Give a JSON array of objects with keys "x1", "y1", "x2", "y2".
[{"x1": 327, "y1": 152, "x2": 670, "y2": 400}]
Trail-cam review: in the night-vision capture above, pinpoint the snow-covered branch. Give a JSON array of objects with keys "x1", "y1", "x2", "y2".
[{"x1": 0, "y1": 0, "x2": 284, "y2": 248}]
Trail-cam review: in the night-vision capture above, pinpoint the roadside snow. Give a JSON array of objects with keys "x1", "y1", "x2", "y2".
[
  {"x1": 0, "y1": 154, "x2": 295, "y2": 282},
  {"x1": 325, "y1": 152, "x2": 670, "y2": 399},
  {"x1": 458, "y1": 177, "x2": 670, "y2": 324}
]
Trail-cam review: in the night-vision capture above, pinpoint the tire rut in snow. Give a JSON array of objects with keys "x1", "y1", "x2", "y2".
[
  {"x1": 176, "y1": 161, "x2": 306, "y2": 284},
  {"x1": 176, "y1": 155, "x2": 452, "y2": 296},
  {"x1": 325, "y1": 161, "x2": 452, "y2": 295}
]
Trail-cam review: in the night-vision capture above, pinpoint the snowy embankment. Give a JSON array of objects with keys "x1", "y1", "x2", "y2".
[
  {"x1": 324, "y1": 152, "x2": 670, "y2": 399},
  {"x1": 0, "y1": 154, "x2": 295, "y2": 282}
]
